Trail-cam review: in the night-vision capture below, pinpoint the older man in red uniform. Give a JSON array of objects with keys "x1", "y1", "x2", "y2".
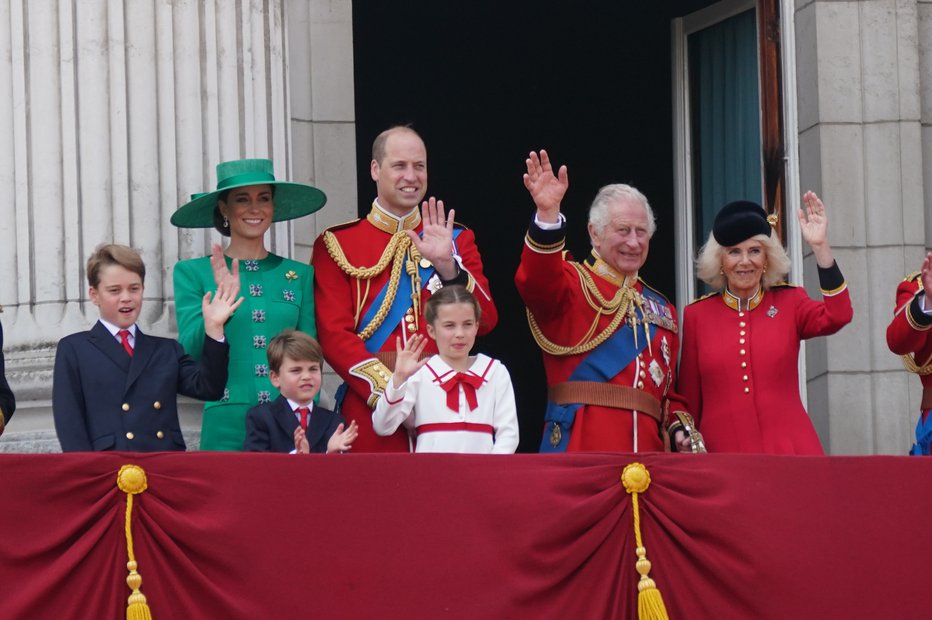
[
  {"x1": 887, "y1": 252, "x2": 932, "y2": 455},
  {"x1": 515, "y1": 150, "x2": 696, "y2": 453},
  {"x1": 312, "y1": 126, "x2": 497, "y2": 452}
]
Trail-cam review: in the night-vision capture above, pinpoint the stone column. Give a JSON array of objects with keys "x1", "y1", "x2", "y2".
[
  {"x1": 0, "y1": 0, "x2": 297, "y2": 450},
  {"x1": 285, "y1": 0, "x2": 358, "y2": 403},
  {"x1": 794, "y1": 0, "x2": 928, "y2": 454}
]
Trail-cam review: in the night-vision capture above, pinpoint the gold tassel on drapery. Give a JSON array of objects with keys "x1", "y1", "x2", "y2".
[
  {"x1": 117, "y1": 464, "x2": 154, "y2": 620},
  {"x1": 621, "y1": 462, "x2": 669, "y2": 620}
]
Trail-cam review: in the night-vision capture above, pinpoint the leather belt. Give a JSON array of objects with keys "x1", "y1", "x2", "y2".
[
  {"x1": 922, "y1": 385, "x2": 932, "y2": 410},
  {"x1": 548, "y1": 381, "x2": 662, "y2": 424}
]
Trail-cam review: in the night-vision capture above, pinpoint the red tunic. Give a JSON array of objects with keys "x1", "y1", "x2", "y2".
[
  {"x1": 679, "y1": 281, "x2": 852, "y2": 455},
  {"x1": 886, "y1": 273, "x2": 932, "y2": 421},
  {"x1": 515, "y1": 224, "x2": 686, "y2": 453},
  {"x1": 311, "y1": 202, "x2": 497, "y2": 452}
]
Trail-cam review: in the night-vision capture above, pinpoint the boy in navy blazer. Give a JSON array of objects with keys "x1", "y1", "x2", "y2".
[
  {"x1": 244, "y1": 330, "x2": 358, "y2": 453},
  {"x1": 53, "y1": 244, "x2": 243, "y2": 451}
]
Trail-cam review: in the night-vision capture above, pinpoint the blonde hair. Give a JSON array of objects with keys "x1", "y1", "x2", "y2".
[{"x1": 695, "y1": 232, "x2": 791, "y2": 291}]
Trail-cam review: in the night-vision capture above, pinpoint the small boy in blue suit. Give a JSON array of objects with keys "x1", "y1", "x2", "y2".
[
  {"x1": 53, "y1": 244, "x2": 243, "y2": 451},
  {"x1": 244, "y1": 330, "x2": 358, "y2": 453}
]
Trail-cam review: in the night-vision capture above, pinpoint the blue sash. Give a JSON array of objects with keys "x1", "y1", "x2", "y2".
[
  {"x1": 358, "y1": 228, "x2": 463, "y2": 354},
  {"x1": 539, "y1": 290, "x2": 663, "y2": 453},
  {"x1": 909, "y1": 411, "x2": 932, "y2": 456},
  {"x1": 334, "y1": 230, "x2": 465, "y2": 415}
]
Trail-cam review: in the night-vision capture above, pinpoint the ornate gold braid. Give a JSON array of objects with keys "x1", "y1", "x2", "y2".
[
  {"x1": 324, "y1": 230, "x2": 412, "y2": 341},
  {"x1": 902, "y1": 352, "x2": 932, "y2": 375},
  {"x1": 900, "y1": 272, "x2": 932, "y2": 375},
  {"x1": 323, "y1": 230, "x2": 406, "y2": 279},
  {"x1": 526, "y1": 263, "x2": 643, "y2": 356}
]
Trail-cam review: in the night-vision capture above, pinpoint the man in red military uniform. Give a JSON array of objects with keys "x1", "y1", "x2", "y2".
[
  {"x1": 515, "y1": 150, "x2": 697, "y2": 453},
  {"x1": 887, "y1": 252, "x2": 932, "y2": 455},
  {"x1": 312, "y1": 126, "x2": 497, "y2": 452}
]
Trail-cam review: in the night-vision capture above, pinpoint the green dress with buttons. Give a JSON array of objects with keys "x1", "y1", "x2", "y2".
[{"x1": 173, "y1": 254, "x2": 315, "y2": 450}]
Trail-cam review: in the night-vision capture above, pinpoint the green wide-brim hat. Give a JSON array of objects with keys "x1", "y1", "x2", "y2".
[{"x1": 170, "y1": 158, "x2": 327, "y2": 228}]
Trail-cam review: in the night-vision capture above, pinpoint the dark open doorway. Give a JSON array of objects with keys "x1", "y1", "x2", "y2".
[{"x1": 353, "y1": 1, "x2": 718, "y2": 451}]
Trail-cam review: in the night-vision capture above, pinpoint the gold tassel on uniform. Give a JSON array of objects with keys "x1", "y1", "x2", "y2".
[
  {"x1": 117, "y1": 464, "x2": 154, "y2": 620},
  {"x1": 621, "y1": 463, "x2": 669, "y2": 620}
]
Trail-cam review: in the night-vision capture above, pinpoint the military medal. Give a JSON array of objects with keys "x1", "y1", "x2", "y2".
[
  {"x1": 767, "y1": 305, "x2": 778, "y2": 318},
  {"x1": 550, "y1": 422, "x2": 562, "y2": 447},
  {"x1": 649, "y1": 359, "x2": 664, "y2": 387},
  {"x1": 661, "y1": 336, "x2": 671, "y2": 367}
]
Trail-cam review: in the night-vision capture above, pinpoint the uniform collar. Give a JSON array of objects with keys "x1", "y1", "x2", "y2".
[
  {"x1": 722, "y1": 286, "x2": 764, "y2": 312},
  {"x1": 584, "y1": 250, "x2": 637, "y2": 288},
  {"x1": 367, "y1": 200, "x2": 421, "y2": 234}
]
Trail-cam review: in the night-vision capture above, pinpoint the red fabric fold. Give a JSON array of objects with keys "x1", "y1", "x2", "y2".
[{"x1": 1, "y1": 453, "x2": 930, "y2": 619}]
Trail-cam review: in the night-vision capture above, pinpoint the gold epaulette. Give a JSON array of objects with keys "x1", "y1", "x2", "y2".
[
  {"x1": 904, "y1": 271, "x2": 922, "y2": 283},
  {"x1": 638, "y1": 278, "x2": 672, "y2": 304}
]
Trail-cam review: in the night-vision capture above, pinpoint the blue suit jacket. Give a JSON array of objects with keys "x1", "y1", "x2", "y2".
[
  {"x1": 53, "y1": 321, "x2": 229, "y2": 452},
  {"x1": 0, "y1": 322, "x2": 14, "y2": 426},
  {"x1": 244, "y1": 395, "x2": 344, "y2": 453}
]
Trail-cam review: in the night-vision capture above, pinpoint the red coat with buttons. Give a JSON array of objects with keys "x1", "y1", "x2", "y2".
[{"x1": 678, "y1": 285, "x2": 852, "y2": 454}]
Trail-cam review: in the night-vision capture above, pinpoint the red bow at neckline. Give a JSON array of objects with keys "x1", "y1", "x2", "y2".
[{"x1": 438, "y1": 372, "x2": 484, "y2": 413}]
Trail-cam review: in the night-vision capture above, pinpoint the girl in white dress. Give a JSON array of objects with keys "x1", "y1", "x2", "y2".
[{"x1": 372, "y1": 286, "x2": 519, "y2": 453}]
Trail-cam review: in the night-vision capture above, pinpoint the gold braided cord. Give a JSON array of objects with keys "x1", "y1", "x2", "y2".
[
  {"x1": 902, "y1": 352, "x2": 932, "y2": 375},
  {"x1": 323, "y1": 230, "x2": 406, "y2": 279},
  {"x1": 323, "y1": 230, "x2": 417, "y2": 342},
  {"x1": 526, "y1": 264, "x2": 646, "y2": 356},
  {"x1": 357, "y1": 237, "x2": 411, "y2": 341},
  {"x1": 527, "y1": 306, "x2": 626, "y2": 356},
  {"x1": 406, "y1": 244, "x2": 423, "y2": 333}
]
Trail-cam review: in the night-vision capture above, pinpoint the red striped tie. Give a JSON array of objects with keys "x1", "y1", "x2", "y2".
[{"x1": 119, "y1": 330, "x2": 133, "y2": 357}]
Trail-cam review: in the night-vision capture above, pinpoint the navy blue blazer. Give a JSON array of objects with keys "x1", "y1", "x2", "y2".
[
  {"x1": 244, "y1": 395, "x2": 344, "y2": 453},
  {"x1": 0, "y1": 322, "x2": 14, "y2": 428},
  {"x1": 53, "y1": 321, "x2": 229, "y2": 452}
]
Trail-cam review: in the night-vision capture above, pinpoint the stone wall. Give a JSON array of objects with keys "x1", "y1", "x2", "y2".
[{"x1": 0, "y1": 0, "x2": 357, "y2": 452}]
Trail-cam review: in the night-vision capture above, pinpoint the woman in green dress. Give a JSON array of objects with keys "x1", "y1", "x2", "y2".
[{"x1": 171, "y1": 159, "x2": 326, "y2": 450}]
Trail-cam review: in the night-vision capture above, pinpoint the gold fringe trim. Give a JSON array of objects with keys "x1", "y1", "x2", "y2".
[
  {"x1": 621, "y1": 463, "x2": 669, "y2": 620},
  {"x1": 117, "y1": 464, "x2": 153, "y2": 620}
]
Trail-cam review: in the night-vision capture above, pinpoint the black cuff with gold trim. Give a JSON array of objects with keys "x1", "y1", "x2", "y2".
[
  {"x1": 525, "y1": 216, "x2": 566, "y2": 253},
  {"x1": 908, "y1": 292, "x2": 932, "y2": 330},
  {"x1": 817, "y1": 261, "x2": 845, "y2": 294},
  {"x1": 439, "y1": 265, "x2": 469, "y2": 286}
]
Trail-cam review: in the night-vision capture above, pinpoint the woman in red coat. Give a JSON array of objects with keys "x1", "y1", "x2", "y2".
[{"x1": 678, "y1": 193, "x2": 853, "y2": 454}]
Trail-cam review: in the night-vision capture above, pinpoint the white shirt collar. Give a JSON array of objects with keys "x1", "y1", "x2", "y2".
[{"x1": 99, "y1": 319, "x2": 137, "y2": 340}]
